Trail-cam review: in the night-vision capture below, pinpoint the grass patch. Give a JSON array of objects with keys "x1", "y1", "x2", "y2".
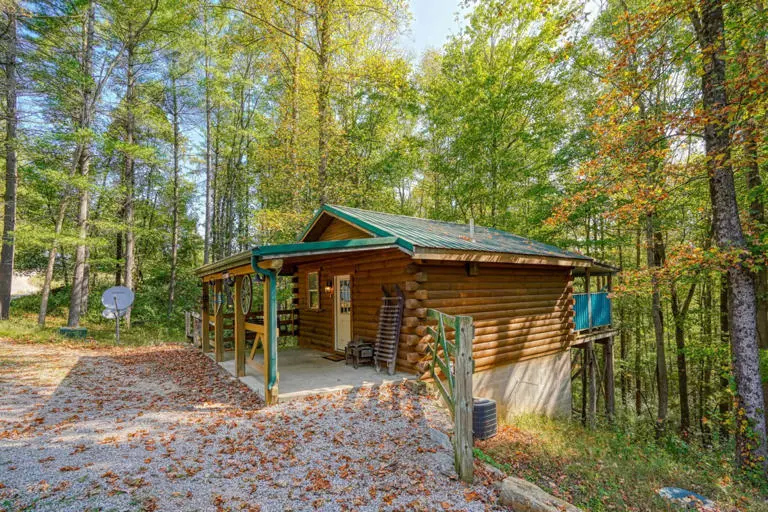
[
  {"x1": 1, "y1": 284, "x2": 187, "y2": 347},
  {"x1": 0, "y1": 313, "x2": 185, "y2": 347},
  {"x1": 476, "y1": 415, "x2": 767, "y2": 511}
]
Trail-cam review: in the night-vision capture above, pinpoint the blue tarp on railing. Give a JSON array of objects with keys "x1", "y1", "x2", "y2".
[{"x1": 574, "y1": 292, "x2": 611, "y2": 330}]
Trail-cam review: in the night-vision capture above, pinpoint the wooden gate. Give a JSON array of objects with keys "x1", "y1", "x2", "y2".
[{"x1": 425, "y1": 309, "x2": 474, "y2": 483}]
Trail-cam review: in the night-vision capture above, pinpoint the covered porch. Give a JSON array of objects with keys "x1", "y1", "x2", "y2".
[
  {"x1": 194, "y1": 238, "x2": 410, "y2": 405},
  {"x1": 212, "y1": 347, "x2": 404, "y2": 401}
]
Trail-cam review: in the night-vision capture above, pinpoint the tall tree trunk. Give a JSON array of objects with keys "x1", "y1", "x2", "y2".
[
  {"x1": 634, "y1": 226, "x2": 643, "y2": 416},
  {"x1": 316, "y1": 0, "x2": 331, "y2": 205},
  {"x1": 742, "y1": 118, "x2": 768, "y2": 428},
  {"x1": 81, "y1": 246, "x2": 89, "y2": 315},
  {"x1": 39, "y1": 187, "x2": 74, "y2": 326},
  {"x1": 646, "y1": 214, "x2": 667, "y2": 434},
  {"x1": 719, "y1": 273, "x2": 731, "y2": 439},
  {"x1": 123, "y1": 33, "x2": 136, "y2": 328},
  {"x1": 690, "y1": 0, "x2": 767, "y2": 471},
  {"x1": 0, "y1": 8, "x2": 17, "y2": 320},
  {"x1": 203, "y1": 7, "x2": 213, "y2": 264},
  {"x1": 618, "y1": 234, "x2": 628, "y2": 407},
  {"x1": 168, "y1": 66, "x2": 180, "y2": 317},
  {"x1": 290, "y1": 11, "x2": 301, "y2": 210},
  {"x1": 67, "y1": 0, "x2": 95, "y2": 327},
  {"x1": 738, "y1": 0, "x2": 768, "y2": 423},
  {"x1": 700, "y1": 277, "x2": 713, "y2": 447},
  {"x1": 671, "y1": 281, "x2": 696, "y2": 436}
]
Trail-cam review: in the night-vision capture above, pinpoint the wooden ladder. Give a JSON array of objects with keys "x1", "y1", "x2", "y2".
[{"x1": 373, "y1": 286, "x2": 405, "y2": 375}]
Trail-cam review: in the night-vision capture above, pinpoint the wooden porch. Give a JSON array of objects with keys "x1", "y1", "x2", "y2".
[
  {"x1": 571, "y1": 259, "x2": 618, "y2": 426},
  {"x1": 209, "y1": 347, "x2": 405, "y2": 401}
]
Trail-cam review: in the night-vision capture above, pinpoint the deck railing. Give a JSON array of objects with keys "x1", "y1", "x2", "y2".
[
  {"x1": 573, "y1": 292, "x2": 612, "y2": 331},
  {"x1": 425, "y1": 308, "x2": 474, "y2": 484}
]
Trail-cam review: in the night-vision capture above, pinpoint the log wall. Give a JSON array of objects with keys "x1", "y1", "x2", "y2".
[
  {"x1": 408, "y1": 261, "x2": 574, "y2": 376},
  {"x1": 295, "y1": 248, "x2": 419, "y2": 371},
  {"x1": 295, "y1": 251, "x2": 574, "y2": 376}
]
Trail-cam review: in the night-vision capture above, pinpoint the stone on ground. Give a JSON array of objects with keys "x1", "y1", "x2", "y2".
[{"x1": 497, "y1": 476, "x2": 581, "y2": 512}]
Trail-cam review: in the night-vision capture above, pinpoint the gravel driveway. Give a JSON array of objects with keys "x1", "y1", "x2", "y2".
[{"x1": 0, "y1": 340, "x2": 498, "y2": 511}]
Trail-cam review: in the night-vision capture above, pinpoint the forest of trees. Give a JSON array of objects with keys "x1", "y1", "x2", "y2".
[{"x1": 0, "y1": 0, "x2": 766, "y2": 477}]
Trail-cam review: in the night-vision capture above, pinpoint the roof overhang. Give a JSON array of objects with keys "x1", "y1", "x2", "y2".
[
  {"x1": 194, "y1": 250, "x2": 252, "y2": 278},
  {"x1": 254, "y1": 236, "x2": 411, "y2": 262},
  {"x1": 194, "y1": 237, "x2": 413, "y2": 280},
  {"x1": 411, "y1": 247, "x2": 592, "y2": 268},
  {"x1": 572, "y1": 259, "x2": 620, "y2": 275}
]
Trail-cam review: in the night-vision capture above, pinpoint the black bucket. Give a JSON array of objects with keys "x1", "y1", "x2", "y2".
[{"x1": 473, "y1": 397, "x2": 497, "y2": 440}]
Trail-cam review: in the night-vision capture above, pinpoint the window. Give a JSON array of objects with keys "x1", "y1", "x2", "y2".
[{"x1": 307, "y1": 271, "x2": 320, "y2": 309}]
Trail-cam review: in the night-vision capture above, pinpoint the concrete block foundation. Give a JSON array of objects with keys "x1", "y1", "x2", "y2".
[{"x1": 472, "y1": 350, "x2": 571, "y2": 421}]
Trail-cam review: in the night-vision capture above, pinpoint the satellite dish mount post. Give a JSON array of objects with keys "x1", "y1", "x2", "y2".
[
  {"x1": 101, "y1": 286, "x2": 134, "y2": 346},
  {"x1": 114, "y1": 297, "x2": 120, "y2": 345}
]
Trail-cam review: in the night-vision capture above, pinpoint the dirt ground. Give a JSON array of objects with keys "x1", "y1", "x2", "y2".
[{"x1": 0, "y1": 340, "x2": 499, "y2": 511}]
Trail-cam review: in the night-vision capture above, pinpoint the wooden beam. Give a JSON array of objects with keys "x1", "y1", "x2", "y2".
[
  {"x1": 604, "y1": 336, "x2": 615, "y2": 422},
  {"x1": 412, "y1": 247, "x2": 592, "y2": 268},
  {"x1": 233, "y1": 275, "x2": 246, "y2": 377},
  {"x1": 214, "y1": 279, "x2": 224, "y2": 363},
  {"x1": 201, "y1": 281, "x2": 210, "y2": 353},
  {"x1": 454, "y1": 316, "x2": 474, "y2": 483},
  {"x1": 580, "y1": 347, "x2": 587, "y2": 426},
  {"x1": 228, "y1": 263, "x2": 255, "y2": 277},
  {"x1": 572, "y1": 329, "x2": 618, "y2": 346},
  {"x1": 587, "y1": 340, "x2": 597, "y2": 429},
  {"x1": 257, "y1": 258, "x2": 283, "y2": 270},
  {"x1": 244, "y1": 322, "x2": 265, "y2": 333},
  {"x1": 202, "y1": 272, "x2": 224, "y2": 283}
]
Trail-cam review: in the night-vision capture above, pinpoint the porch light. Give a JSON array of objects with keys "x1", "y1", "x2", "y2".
[{"x1": 324, "y1": 279, "x2": 333, "y2": 295}]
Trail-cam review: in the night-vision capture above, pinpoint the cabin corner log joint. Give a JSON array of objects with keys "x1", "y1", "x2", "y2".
[{"x1": 193, "y1": 204, "x2": 617, "y2": 419}]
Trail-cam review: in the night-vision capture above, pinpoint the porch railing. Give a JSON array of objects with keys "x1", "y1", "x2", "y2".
[
  {"x1": 573, "y1": 292, "x2": 612, "y2": 331},
  {"x1": 425, "y1": 309, "x2": 474, "y2": 483}
]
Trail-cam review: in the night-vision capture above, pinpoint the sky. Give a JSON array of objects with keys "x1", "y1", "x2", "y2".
[{"x1": 400, "y1": 0, "x2": 468, "y2": 58}]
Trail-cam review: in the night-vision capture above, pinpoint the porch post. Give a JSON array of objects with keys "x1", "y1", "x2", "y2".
[
  {"x1": 263, "y1": 274, "x2": 274, "y2": 403},
  {"x1": 587, "y1": 340, "x2": 597, "y2": 428},
  {"x1": 214, "y1": 278, "x2": 224, "y2": 362},
  {"x1": 233, "y1": 274, "x2": 246, "y2": 377},
  {"x1": 201, "y1": 280, "x2": 210, "y2": 353},
  {"x1": 604, "y1": 336, "x2": 615, "y2": 422},
  {"x1": 254, "y1": 258, "x2": 282, "y2": 405}
]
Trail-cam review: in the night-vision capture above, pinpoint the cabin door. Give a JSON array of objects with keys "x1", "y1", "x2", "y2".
[{"x1": 334, "y1": 275, "x2": 352, "y2": 352}]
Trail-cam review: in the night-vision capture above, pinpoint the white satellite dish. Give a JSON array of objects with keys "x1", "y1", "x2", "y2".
[
  {"x1": 101, "y1": 286, "x2": 134, "y2": 345},
  {"x1": 101, "y1": 308, "x2": 126, "y2": 319},
  {"x1": 102, "y1": 286, "x2": 135, "y2": 311}
]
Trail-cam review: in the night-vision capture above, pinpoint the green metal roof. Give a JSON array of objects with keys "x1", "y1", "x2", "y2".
[
  {"x1": 305, "y1": 204, "x2": 589, "y2": 261},
  {"x1": 196, "y1": 205, "x2": 590, "y2": 276},
  {"x1": 254, "y1": 236, "x2": 403, "y2": 259}
]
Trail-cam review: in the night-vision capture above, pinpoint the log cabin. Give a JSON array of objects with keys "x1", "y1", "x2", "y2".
[{"x1": 193, "y1": 204, "x2": 616, "y2": 420}]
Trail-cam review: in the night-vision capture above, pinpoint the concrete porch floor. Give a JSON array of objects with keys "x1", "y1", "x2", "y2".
[{"x1": 208, "y1": 347, "x2": 408, "y2": 401}]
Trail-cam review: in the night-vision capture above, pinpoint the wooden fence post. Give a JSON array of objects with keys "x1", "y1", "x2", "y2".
[
  {"x1": 233, "y1": 274, "x2": 245, "y2": 377},
  {"x1": 201, "y1": 281, "x2": 210, "y2": 354},
  {"x1": 454, "y1": 315, "x2": 474, "y2": 483},
  {"x1": 214, "y1": 279, "x2": 224, "y2": 363}
]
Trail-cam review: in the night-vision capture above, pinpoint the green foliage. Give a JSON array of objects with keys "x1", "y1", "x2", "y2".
[
  {"x1": 4, "y1": 0, "x2": 767, "y2": 482},
  {"x1": 478, "y1": 415, "x2": 768, "y2": 511},
  {"x1": 415, "y1": 0, "x2": 587, "y2": 246}
]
